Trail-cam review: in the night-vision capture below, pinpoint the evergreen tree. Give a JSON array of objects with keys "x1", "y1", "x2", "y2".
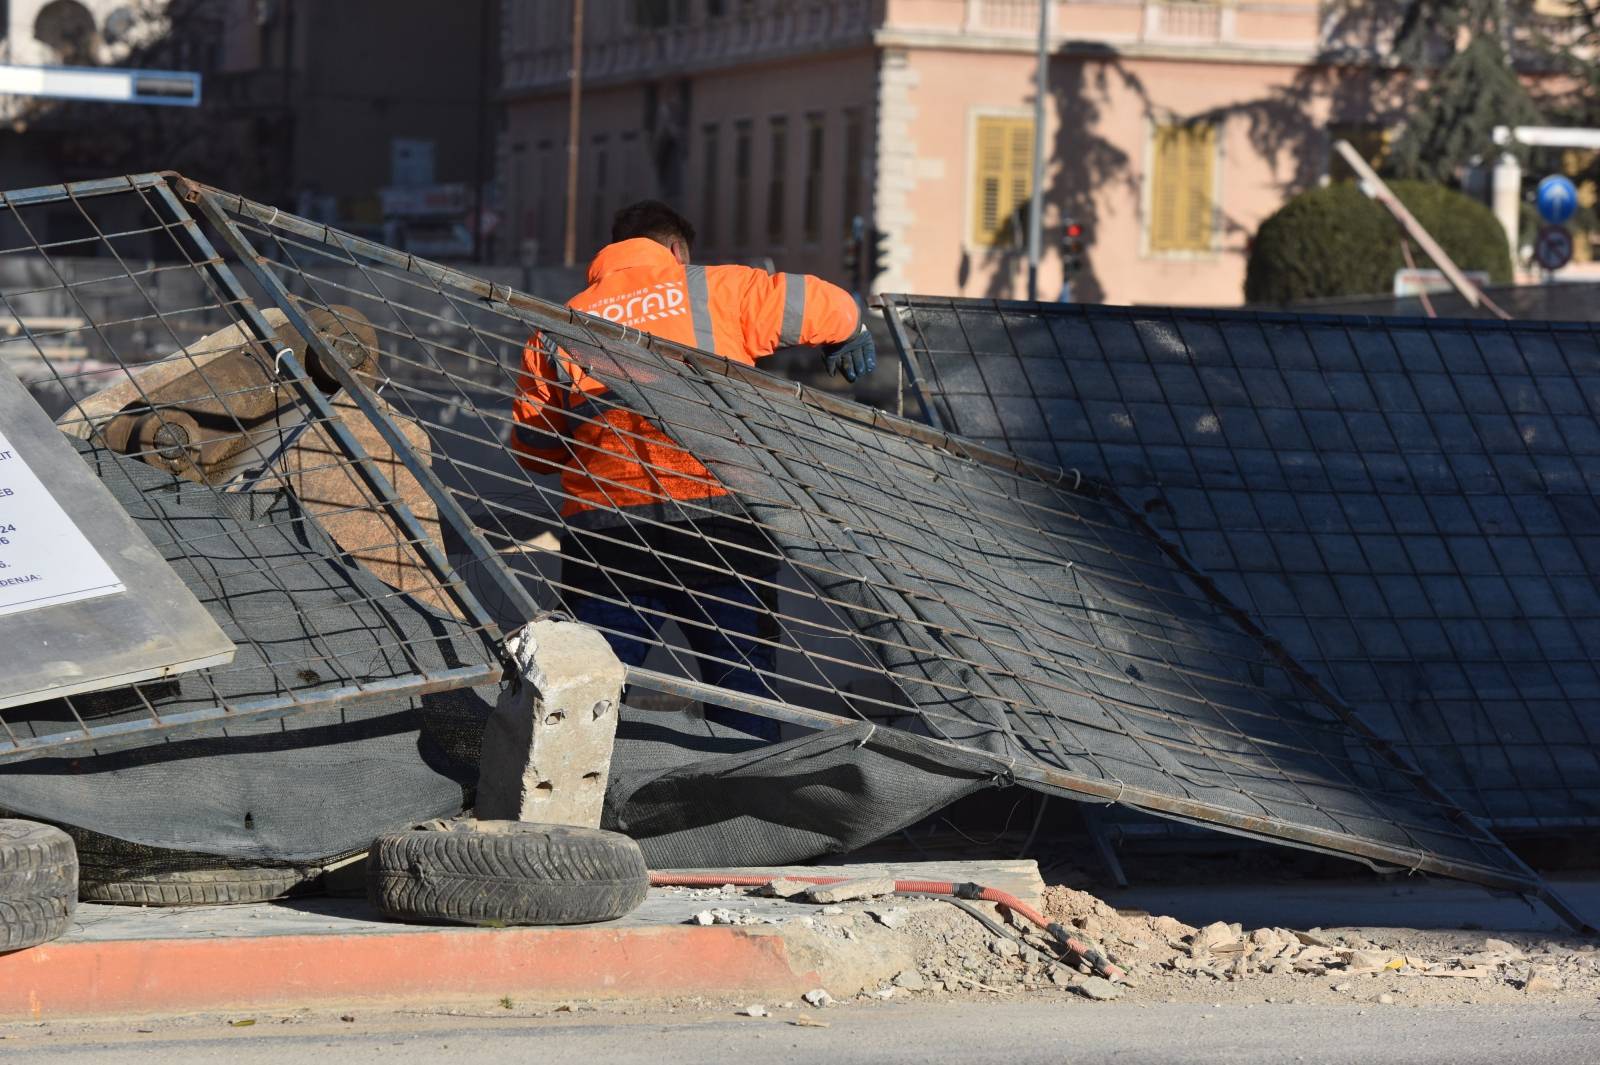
[{"x1": 1382, "y1": 0, "x2": 1541, "y2": 183}]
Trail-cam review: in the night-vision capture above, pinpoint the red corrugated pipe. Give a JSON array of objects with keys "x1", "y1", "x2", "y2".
[{"x1": 648, "y1": 872, "x2": 1127, "y2": 984}]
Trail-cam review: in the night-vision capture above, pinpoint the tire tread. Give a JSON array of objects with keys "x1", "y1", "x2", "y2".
[
  {"x1": 368, "y1": 823, "x2": 647, "y2": 926},
  {"x1": 0, "y1": 819, "x2": 77, "y2": 952}
]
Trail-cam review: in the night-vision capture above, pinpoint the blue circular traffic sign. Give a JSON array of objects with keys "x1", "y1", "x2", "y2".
[
  {"x1": 1537, "y1": 175, "x2": 1578, "y2": 225},
  {"x1": 1535, "y1": 224, "x2": 1574, "y2": 271}
]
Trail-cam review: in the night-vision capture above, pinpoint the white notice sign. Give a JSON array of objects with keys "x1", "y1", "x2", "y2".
[{"x1": 0, "y1": 427, "x2": 125, "y2": 617}]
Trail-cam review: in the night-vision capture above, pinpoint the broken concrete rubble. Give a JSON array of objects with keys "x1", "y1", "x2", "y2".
[
  {"x1": 654, "y1": 870, "x2": 1599, "y2": 1009},
  {"x1": 891, "y1": 970, "x2": 926, "y2": 991},
  {"x1": 802, "y1": 878, "x2": 898, "y2": 904},
  {"x1": 760, "y1": 878, "x2": 814, "y2": 900},
  {"x1": 1072, "y1": 977, "x2": 1123, "y2": 1001}
]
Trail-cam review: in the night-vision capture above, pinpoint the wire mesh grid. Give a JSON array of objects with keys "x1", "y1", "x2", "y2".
[
  {"x1": 0, "y1": 174, "x2": 503, "y2": 762},
  {"x1": 884, "y1": 294, "x2": 1600, "y2": 834},
  {"x1": 169, "y1": 178, "x2": 1565, "y2": 899}
]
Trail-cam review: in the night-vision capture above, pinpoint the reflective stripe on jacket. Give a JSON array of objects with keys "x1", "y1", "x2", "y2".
[{"x1": 513, "y1": 237, "x2": 858, "y2": 520}]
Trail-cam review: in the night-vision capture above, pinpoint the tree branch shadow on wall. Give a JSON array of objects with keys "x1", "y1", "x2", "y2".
[
  {"x1": 974, "y1": 38, "x2": 1405, "y2": 304},
  {"x1": 978, "y1": 47, "x2": 1144, "y2": 303}
]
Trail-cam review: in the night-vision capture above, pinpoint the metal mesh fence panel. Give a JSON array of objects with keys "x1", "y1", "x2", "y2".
[
  {"x1": 146, "y1": 177, "x2": 1573, "y2": 905},
  {"x1": 0, "y1": 175, "x2": 503, "y2": 762},
  {"x1": 1268, "y1": 283, "x2": 1600, "y2": 322},
  {"x1": 884, "y1": 294, "x2": 1600, "y2": 834}
]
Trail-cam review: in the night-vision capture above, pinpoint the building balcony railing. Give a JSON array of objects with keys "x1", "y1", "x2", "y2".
[
  {"x1": 503, "y1": 0, "x2": 881, "y2": 94},
  {"x1": 1145, "y1": 2, "x2": 1225, "y2": 42},
  {"x1": 499, "y1": 0, "x2": 1345, "y2": 92},
  {"x1": 928, "y1": 0, "x2": 1317, "y2": 50}
]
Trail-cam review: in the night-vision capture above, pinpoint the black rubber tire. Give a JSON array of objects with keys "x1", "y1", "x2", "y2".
[
  {"x1": 0, "y1": 819, "x2": 78, "y2": 952},
  {"x1": 59, "y1": 825, "x2": 325, "y2": 906},
  {"x1": 80, "y1": 865, "x2": 319, "y2": 906},
  {"x1": 368, "y1": 821, "x2": 648, "y2": 926}
]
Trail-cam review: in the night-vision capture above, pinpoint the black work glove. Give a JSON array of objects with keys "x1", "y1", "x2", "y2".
[{"x1": 821, "y1": 324, "x2": 877, "y2": 383}]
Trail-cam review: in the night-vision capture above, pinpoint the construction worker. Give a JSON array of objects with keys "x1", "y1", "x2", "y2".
[{"x1": 512, "y1": 200, "x2": 875, "y2": 740}]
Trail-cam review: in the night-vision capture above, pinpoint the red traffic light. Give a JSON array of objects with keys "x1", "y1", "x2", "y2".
[{"x1": 1065, "y1": 222, "x2": 1084, "y2": 238}]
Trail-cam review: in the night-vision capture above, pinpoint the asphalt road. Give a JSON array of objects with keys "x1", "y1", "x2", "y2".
[{"x1": 3, "y1": 1001, "x2": 1598, "y2": 1065}]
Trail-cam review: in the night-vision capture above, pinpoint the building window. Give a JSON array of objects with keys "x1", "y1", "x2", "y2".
[
  {"x1": 1149, "y1": 121, "x2": 1217, "y2": 254},
  {"x1": 766, "y1": 116, "x2": 789, "y2": 246},
  {"x1": 618, "y1": 131, "x2": 640, "y2": 209},
  {"x1": 1328, "y1": 122, "x2": 1390, "y2": 182},
  {"x1": 842, "y1": 108, "x2": 864, "y2": 232},
  {"x1": 535, "y1": 140, "x2": 554, "y2": 258},
  {"x1": 734, "y1": 120, "x2": 753, "y2": 247},
  {"x1": 591, "y1": 135, "x2": 609, "y2": 249},
  {"x1": 802, "y1": 113, "x2": 825, "y2": 245},
  {"x1": 701, "y1": 123, "x2": 721, "y2": 251},
  {"x1": 630, "y1": 0, "x2": 688, "y2": 28},
  {"x1": 971, "y1": 115, "x2": 1034, "y2": 247}
]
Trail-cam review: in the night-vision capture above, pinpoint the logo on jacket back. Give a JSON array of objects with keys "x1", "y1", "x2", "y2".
[{"x1": 588, "y1": 282, "x2": 686, "y2": 325}]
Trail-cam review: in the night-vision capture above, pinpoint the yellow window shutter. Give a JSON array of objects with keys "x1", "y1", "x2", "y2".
[
  {"x1": 1151, "y1": 122, "x2": 1215, "y2": 253},
  {"x1": 974, "y1": 119, "x2": 1005, "y2": 244},
  {"x1": 1009, "y1": 119, "x2": 1034, "y2": 241},
  {"x1": 1151, "y1": 126, "x2": 1182, "y2": 252},
  {"x1": 972, "y1": 116, "x2": 1035, "y2": 246},
  {"x1": 1184, "y1": 123, "x2": 1216, "y2": 251}
]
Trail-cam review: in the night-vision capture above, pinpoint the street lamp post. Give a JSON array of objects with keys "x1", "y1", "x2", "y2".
[
  {"x1": 562, "y1": 0, "x2": 585, "y2": 268},
  {"x1": 1026, "y1": 0, "x2": 1050, "y2": 302}
]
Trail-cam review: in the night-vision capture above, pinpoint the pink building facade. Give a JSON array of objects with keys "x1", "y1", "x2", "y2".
[{"x1": 500, "y1": 0, "x2": 1398, "y2": 306}]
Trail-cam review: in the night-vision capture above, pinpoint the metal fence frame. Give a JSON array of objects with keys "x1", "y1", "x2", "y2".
[
  {"x1": 0, "y1": 173, "x2": 507, "y2": 761},
  {"x1": 196, "y1": 182, "x2": 1591, "y2": 926}
]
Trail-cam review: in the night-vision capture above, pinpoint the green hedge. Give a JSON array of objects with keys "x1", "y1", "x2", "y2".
[{"x1": 1244, "y1": 181, "x2": 1512, "y2": 305}]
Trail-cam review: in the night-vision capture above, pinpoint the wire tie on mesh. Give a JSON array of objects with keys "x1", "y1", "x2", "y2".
[
  {"x1": 265, "y1": 205, "x2": 280, "y2": 227},
  {"x1": 272, "y1": 345, "x2": 294, "y2": 377},
  {"x1": 853, "y1": 722, "x2": 876, "y2": 749},
  {"x1": 1072, "y1": 469, "x2": 1082, "y2": 491}
]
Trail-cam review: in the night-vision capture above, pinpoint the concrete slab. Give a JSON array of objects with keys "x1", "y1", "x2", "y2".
[
  {"x1": 0, "y1": 889, "x2": 833, "y2": 1022},
  {"x1": 56, "y1": 891, "x2": 816, "y2": 945},
  {"x1": 0, "y1": 863, "x2": 1028, "y2": 1023}
]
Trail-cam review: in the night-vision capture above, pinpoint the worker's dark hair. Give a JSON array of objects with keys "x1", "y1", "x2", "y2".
[{"x1": 611, "y1": 200, "x2": 696, "y2": 249}]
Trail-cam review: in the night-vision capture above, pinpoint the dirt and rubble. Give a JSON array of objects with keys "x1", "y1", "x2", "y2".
[{"x1": 658, "y1": 881, "x2": 1600, "y2": 1010}]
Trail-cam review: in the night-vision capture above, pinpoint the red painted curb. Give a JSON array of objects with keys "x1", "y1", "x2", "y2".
[{"x1": 0, "y1": 924, "x2": 819, "y2": 1021}]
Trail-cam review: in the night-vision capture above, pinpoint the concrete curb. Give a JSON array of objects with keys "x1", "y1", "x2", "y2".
[{"x1": 0, "y1": 923, "x2": 819, "y2": 1021}]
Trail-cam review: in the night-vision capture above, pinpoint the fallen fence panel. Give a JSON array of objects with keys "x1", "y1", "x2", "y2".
[
  {"x1": 189, "y1": 180, "x2": 1571, "y2": 913},
  {"x1": 884, "y1": 294, "x2": 1600, "y2": 837},
  {"x1": 0, "y1": 176, "x2": 1582, "y2": 924}
]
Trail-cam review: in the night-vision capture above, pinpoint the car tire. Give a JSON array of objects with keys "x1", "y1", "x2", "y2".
[
  {"x1": 368, "y1": 820, "x2": 648, "y2": 926},
  {"x1": 0, "y1": 819, "x2": 78, "y2": 952},
  {"x1": 80, "y1": 864, "x2": 321, "y2": 906},
  {"x1": 58, "y1": 826, "x2": 324, "y2": 906}
]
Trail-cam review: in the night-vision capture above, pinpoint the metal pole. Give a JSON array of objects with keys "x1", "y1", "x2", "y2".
[
  {"x1": 562, "y1": 0, "x2": 585, "y2": 268},
  {"x1": 280, "y1": 0, "x2": 298, "y2": 208},
  {"x1": 1026, "y1": 0, "x2": 1049, "y2": 301},
  {"x1": 1334, "y1": 139, "x2": 1510, "y2": 318},
  {"x1": 471, "y1": 0, "x2": 492, "y2": 263}
]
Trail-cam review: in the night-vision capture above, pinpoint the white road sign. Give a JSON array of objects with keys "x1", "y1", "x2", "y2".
[{"x1": 0, "y1": 426, "x2": 125, "y2": 617}]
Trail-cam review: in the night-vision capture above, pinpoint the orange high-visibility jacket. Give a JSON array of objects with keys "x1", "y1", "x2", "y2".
[{"x1": 512, "y1": 238, "x2": 859, "y2": 521}]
